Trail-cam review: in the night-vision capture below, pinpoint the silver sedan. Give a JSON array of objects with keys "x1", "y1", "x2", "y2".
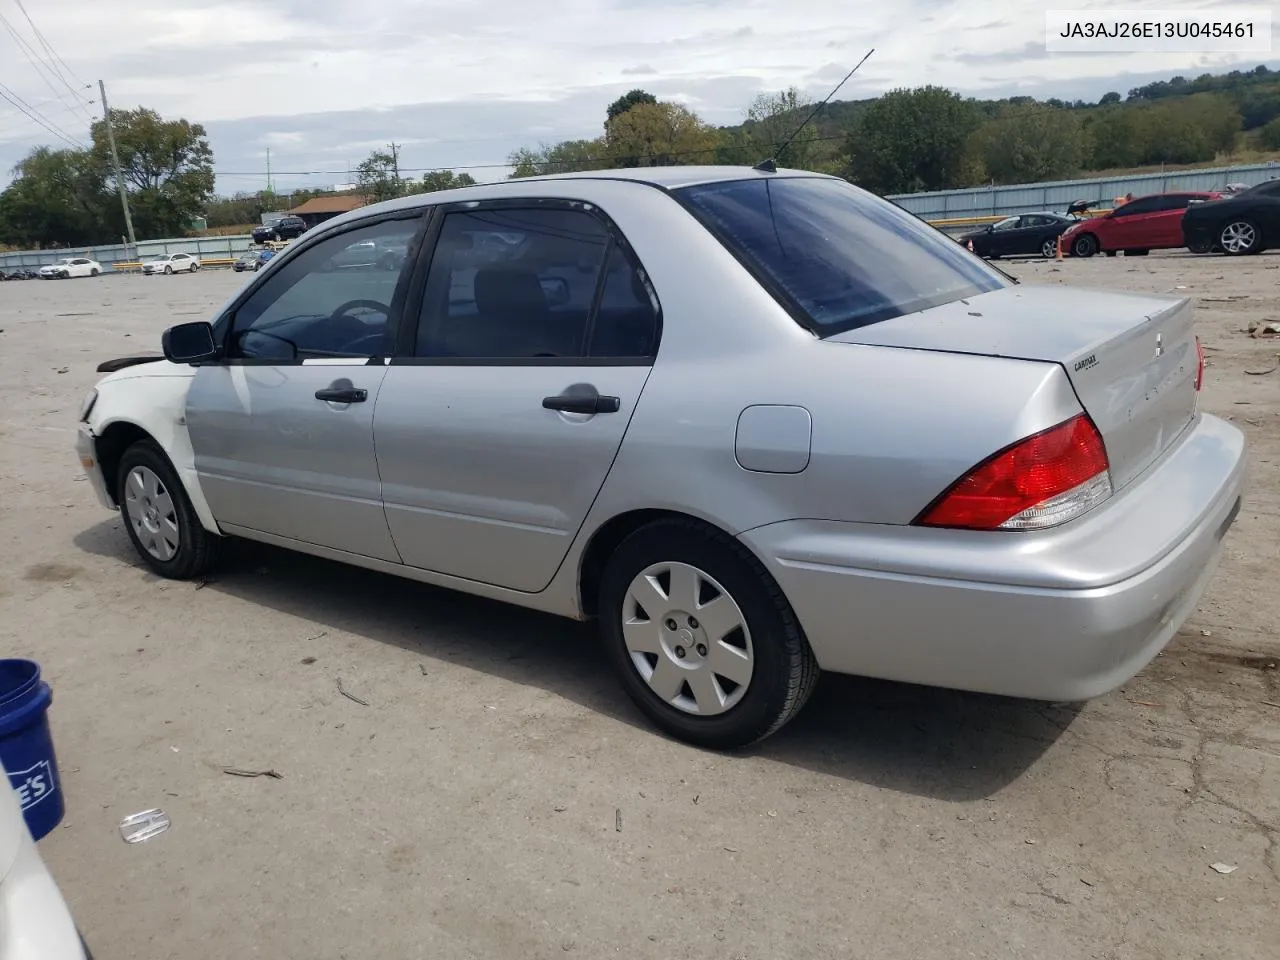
[{"x1": 75, "y1": 167, "x2": 1246, "y2": 748}]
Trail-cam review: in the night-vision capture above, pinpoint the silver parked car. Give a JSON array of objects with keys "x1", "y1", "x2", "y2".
[{"x1": 75, "y1": 167, "x2": 1245, "y2": 748}]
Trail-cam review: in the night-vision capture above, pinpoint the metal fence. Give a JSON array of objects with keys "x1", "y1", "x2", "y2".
[
  {"x1": 0, "y1": 234, "x2": 254, "y2": 273},
  {"x1": 889, "y1": 161, "x2": 1280, "y2": 221}
]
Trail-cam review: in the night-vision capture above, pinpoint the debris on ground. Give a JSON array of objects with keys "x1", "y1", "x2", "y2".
[
  {"x1": 336, "y1": 677, "x2": 369, "y2": 706},
  {"x1": 300, "y1": 656, "x2": 317, "y2": 665},
  {"x1": 222, "y1": 767, "x2": 285, "y2": 780},
  {"x1": 1246, "y1": 319, "x2": 1280, "y2": 337},
  {"x1": 119, "y1": 809, "x2": 170, "y2": 844},
  {"x1": 1209, "y1": 862, "x2": 1238, "y2": 875},
  {"x1": 615, "y1": 808, "x2": 622, "y2": 832},
  {"x1": 419, "y1": 664, "x2": 429, "y2": 676}
]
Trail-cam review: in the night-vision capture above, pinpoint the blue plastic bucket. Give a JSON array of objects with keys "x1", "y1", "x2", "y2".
[{"x1": 0, "y1": 660, "x2": 64, "y2": 841}]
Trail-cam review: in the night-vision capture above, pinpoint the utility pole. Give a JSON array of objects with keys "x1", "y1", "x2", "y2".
[
  {"x1": 99, "y1": 80, "x2": 135, "y2": 247},
  {"x1": 389, "y1": 142, "x2": 401, "y2": 195},
  {"x1": 266, "y1": 147, "x2": 272, "y2": 195}
]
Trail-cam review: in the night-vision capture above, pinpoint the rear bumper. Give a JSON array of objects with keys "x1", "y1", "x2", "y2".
[
  {"x1": 74, "y1": 425, "x2": 114, "y2": 511},
  {"x1": 1182, "y1": 218, "x2": 1216, "y2": 246},
  {"x1": 740, "y1": 413, "x2": 1246, "y2": 701}
]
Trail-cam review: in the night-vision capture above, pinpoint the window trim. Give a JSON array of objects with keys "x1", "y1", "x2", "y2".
[
  {"x1": 390, "y1": 197, "x2": 663, "y2": 367},
  {"x1": 207, "y1": 207, "x2": 432, "y2": 366}
]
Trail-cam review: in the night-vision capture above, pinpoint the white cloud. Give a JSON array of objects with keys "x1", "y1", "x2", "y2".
[{"x1": 0, "y1": 0, "x2": 1275, "y2": 191}]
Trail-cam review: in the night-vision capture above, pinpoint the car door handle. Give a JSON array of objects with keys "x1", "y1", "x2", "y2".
[
  {"x1": 315, "y1": 387, "x2": 367, "y2": 403},
  {"x1": 542, "y1": 390, "x2": 620, "y2": 415}
]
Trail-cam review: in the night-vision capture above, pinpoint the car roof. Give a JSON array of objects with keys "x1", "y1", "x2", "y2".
[{"x1": 305, "y1": 165, "x2": 840, "y2": 237}]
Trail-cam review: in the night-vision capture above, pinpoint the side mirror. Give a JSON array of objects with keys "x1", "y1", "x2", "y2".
[{"x1": 162, "y1": 321, "x2": 218, "y2": 364}]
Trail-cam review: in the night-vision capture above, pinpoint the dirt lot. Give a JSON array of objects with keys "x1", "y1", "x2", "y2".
[{"x1": 1, "y1": 255, "x2": 1277, "y2": 960}]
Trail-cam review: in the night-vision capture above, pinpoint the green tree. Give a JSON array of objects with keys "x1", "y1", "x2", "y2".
[
  {"x1": 508, "y1": 138, "x2": 608, "y2": 178},
  {"x1": 606, "y1": 89, "x2": 658, "y2": 124},
  {"x1": 0, "y1": 147, "x2": 105, "y2": 246},
  {"x1": 844, "y1": 86, "x2": 982, "y2": 193},
  {"x1": 1261, "y1": 116, "x2": 1280, "y2": 149},
  {"x1": 1098, "y1": 91, "x2": 1121, "y2": 105},
  {"x1": 1084, "y1": 107, "x2": 1142, "y2": 169},
  {"x1": 89, "y1": 108, "x2": 214, "y2": 239},
  {"x1": 744, "y1": 87, "x2": 818, "y2": 169},
  {"x1": 356, "y1": 149, "x2": 402, "y2": 203},
  {"x1": 604, "y1": 101, "x2": 719, "y2": 167},
  {"x1": 420, "y1": 170, "x2": 477, "y2": 192},
  {"x1": 972, "y1": 103, "x2": 1084, "y2": 184}
]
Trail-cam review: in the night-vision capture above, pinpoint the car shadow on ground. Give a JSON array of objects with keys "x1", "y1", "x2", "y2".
[{"x1": 74, "y1": 520, "x2": 1080, "y2": 801}]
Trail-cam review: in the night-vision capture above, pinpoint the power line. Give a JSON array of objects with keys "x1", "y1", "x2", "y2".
[
  {"x1": 0, "y1": 98, "x2": 88, "y2": 138},
  {"x1": 0, "y1": 80, "x2": 82, "y2": 148},
  {"x1": 210, "y1": 135, "x2": 849, "y2": 179},
  {"x1": 0, "y1": 7, "x2": 91, "y2": 129},
  {"x1": 13, "y1": 0, "x2": 92, "y2": 90}
]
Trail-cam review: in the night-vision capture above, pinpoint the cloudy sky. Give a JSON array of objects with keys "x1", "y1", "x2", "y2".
[{"x1": 0, "y1": 0, "x2": 1275, "y2": 194}]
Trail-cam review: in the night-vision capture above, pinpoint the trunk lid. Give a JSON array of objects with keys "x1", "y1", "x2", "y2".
[{"x1": 826, "y1": 284, "x2": 1199, "y2": 491}]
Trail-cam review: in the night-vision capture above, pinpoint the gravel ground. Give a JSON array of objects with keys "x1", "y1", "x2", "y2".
[{"x1": 1, "y1": 254, "x2": 1277, "y2": 960}]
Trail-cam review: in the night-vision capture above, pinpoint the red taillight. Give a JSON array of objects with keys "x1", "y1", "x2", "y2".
[
  {"x1": 1194, "y1": 336, "x2": 1205, "y2": 392},
  {"x1": 915, "y1": 414, "x2": 1112, "y2": 531}
]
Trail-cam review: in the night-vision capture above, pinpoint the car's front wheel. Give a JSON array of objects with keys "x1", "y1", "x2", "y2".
[
  {"x1": 598, "y1": 519, "x2": 819, "y2": 749},
  {"x1": 1220, "y1": 219, "x2": 1261, "y2": 256},
  {"x1": 116, "y1": 440, "x2": 219, "y2": 579},
  {"x1": 163, "y1": 265, "x2": 173, "y2": 275},
  {"x1": 1072, "y1": 233, "x2": 1098, "y2": 257}
]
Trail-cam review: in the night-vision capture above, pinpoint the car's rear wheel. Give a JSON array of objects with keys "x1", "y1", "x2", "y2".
[
  {"x1": 1040, "y1": 238, "x2": 1058, "y2": 258},
  {"x1": 90, "y1": 267, "x2": 100, "y2": 277},
  {"x1": 117, "y1": 440, "x2": 219, "y2": 580},
  {"x1": 1072, "y1": 233, "x2": 1098, "y2": 257},
  {"x1": 1220, "y1": 219, "x2": 1261, "y2": 256},
  {"x1": 598, "y1": 519, "x2": 819, "y2": 749}
]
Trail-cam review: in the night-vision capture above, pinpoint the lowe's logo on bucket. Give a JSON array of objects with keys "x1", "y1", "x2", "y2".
[{"x1": 9, "y1": 760, "x2": 57, "y2": 812}]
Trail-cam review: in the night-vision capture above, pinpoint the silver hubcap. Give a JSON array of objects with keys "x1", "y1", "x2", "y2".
[
  {"x1": 124, "y1": 466, "x2": 180, "y2": 562},
  {"x1": 1042, "y1": 240, "x2": 1056, "y2": 258},
  {"x1": 1220, "y1": 221, "x2": 1255, "y2": 253},
  {"x1": 622, "y1": 562, "x2": 753, "y2": 717}
]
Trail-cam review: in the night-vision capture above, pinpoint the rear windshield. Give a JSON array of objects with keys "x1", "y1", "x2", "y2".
[{"x1": 675, "y1": 176, "x2": 1009, "y2": 335}]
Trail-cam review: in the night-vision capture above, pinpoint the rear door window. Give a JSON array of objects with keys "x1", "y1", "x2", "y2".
[{"x1": 675, "y1": 177, "x2": 1008, "y2": 335}]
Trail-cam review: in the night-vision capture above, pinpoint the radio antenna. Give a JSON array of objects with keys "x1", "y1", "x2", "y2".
[{"x1": 754, "y1": 47, "x2": 875, "y2": 172}]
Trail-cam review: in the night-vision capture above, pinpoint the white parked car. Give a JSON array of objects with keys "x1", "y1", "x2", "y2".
[
  {"x1": 38, "y1": 257, "x2": 102, "y2": 279},
  {"x1": 141, "y1": 253, "x2": 200, "y2": 275},
  {"x1": 0, "y1": 758, "x2": 88, "y2": 958}
]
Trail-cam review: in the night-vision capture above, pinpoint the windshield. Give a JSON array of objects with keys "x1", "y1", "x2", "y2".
[{"x1": 675, "y1": 176, "x2": 1008, "y2": 335}]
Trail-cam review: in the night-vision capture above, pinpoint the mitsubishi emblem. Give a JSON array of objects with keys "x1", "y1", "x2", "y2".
[{"x1": 1154, "y1": 332, "x2": 1164, "y2": 359}]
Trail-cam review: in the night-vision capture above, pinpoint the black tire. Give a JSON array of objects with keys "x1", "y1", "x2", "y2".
[
  {"x1": 1219, "y1": 218, "x2": 1261, "y2": 256},
  {"x1": 90, "y1": 267, "x2": 100, "y2": 277},
  {"x1": 116, "y1": 440, "x2": 219, "y2": 580},
  {"x1": 1072, "y1": 233, "x2": 1098, "y2": 258},
  {"x1": 164, "y1": 264, "x2": 173, "y2": 275},
  {"x1": 1187, "y1": 240, "x2": 1212, "y2": 254},
  {"x1": 598, "y1": 518, "x2": 819, "y2": 749}
]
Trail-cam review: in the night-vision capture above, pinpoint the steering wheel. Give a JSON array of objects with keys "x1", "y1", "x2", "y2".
[
  {"x1": 330, "y1": 299, "x2": 390, "y2": 320},
  {"x1": 321, "y1": 299, "x2": 391, "y2": 355}
]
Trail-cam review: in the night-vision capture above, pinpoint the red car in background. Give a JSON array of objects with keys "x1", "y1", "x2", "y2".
[{"x1": 1060, "y1": 191, "x2": 1220, "y2": 257}]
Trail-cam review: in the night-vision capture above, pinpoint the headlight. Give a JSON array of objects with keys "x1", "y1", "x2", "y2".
[{"x1": 79, "y1": 389, "x2": 98, "y2": 422}]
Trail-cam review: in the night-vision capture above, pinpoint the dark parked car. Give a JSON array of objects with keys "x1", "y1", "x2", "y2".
[
  {"x1": 959, "y1": 203, "x2": 1089, "y2": 259},
  {"x1": 1182, "y1": 178, "x2": 1280, "y2": 256},
  {"x1": 251, "y1": 216, "x2": 307, "y2": 243}
]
